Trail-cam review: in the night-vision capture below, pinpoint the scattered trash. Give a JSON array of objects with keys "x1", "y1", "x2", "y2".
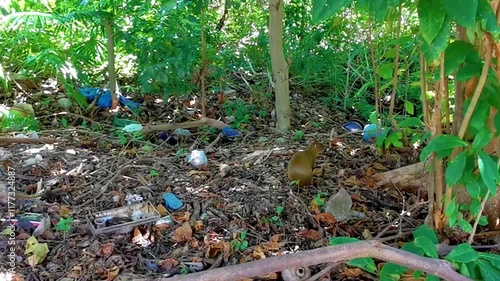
[
  {"x1": 78, "y1": 88, "x2": 141, "y2": 110},
  {"x1": 122, "y1": 124, "x2": 143, "y2": 133},
  {"x1": 173, "y1": 128, "x2": 192, "y2": 137},
  {"x1": 23, "y1": 154, "x2": 43, "y2": 167},
  {"x1": 221, "y1": 126, "x2": 240, "y2": 137},
  {"x1": 324, "y1": 188, "x2": 365, "y2": 221},
  {"x1": 163, "y1": 193, "x2": 183, "y2": 211},
  {"x1": 8, "y1": 213, "x2": 45, "y2": 228},
  {"x1": 155, "y1": 215, "x2": 173, "y2": 226},
  {"x1": 0, "y1": 148, "x2": 12, "y2": 161},
  {"x1": 185, "y1": 150, "x2": 208, "y2": 167},
  {"x1": 258, "y1": 137, "x2": 269, "y2": 142},
  {"x1": 276, "y1": 137, "x2": 287, "y2": 143},
  {"x1": 159, "y1": 132, "x2": 178, "y2": 145},
  {"x1": 183, "y1": 262, "x2": 204, "y2": 272},
  {"x1": 363, "y1": 123, "x2": 389, "y2": 142},
  {"x1": 125, "y1": 194, "x2": 143, "y2": 205},
  {"x1": 87, "y1": 202, "x2": 160, "y2": 235},
  {"x1": 343, "y1": 120, "x2": 363, "y2": 132}
]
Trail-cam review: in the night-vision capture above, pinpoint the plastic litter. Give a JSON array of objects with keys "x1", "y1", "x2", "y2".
[
  {"x1": 162, "y1": 193, "x2": 183, "y2": 211},
  {"x1": 362, "y1": 123, "x2": 389, "y2": 142},
  {"x1": 324, "y1": 188, "x2": 365, "y2": 221},
  {"x1": 343, "y1": 121, "x2": 363, "y2": 132},
  {"x1": 185, "y1": 150, "x2": 208, "y2": 167},
  {"x1": 221, "y1": 126, "x2": 240, "y2": 137},
  {"x1": 173, "y1": 128, "x2": 192, "y2": 137},
  {"x1": 78, "y1": 88, "x2": 141, "y2": 110},
  {"x1": 122, "y1": 124, "x2": 143, "y2": 132}
]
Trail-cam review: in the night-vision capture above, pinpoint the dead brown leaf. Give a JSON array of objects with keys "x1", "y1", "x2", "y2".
[
  {"x1": 158, "y1": 259, "x2": 179, "y2": 271},
  {"x1": 67, "y1": 266, "x2": 83, "y2": 278},
  {"x1": 344, "y1": 175, "x2": 359, "y2": 186},
  {"x1": 314, "y1": 213, "x2": 337, "y2": 225},
  {"x1": 372, "y1": 162, "x2": 388, "y2": 171},
  {"x1": 171, "y1": 222, "x2": 192, "y2": 243},
  {"x1": 156, "y1": 204, "x2": 168, "y2": 216},
  {"x1": 97, "y1": 243, "x2": 115, "y2": 258},
  {"x1": 172, "y1": 211, "x2": 191, "y2": 222},
  {"x1": 343, "y1": 267, "x2": 364, "y2": 277},
  {"x1": 193, "y1": 220, "x2": 204, "y2": 233},
  {"x1": 107, "y1": 265, "x2": 119, "y2": 281}
]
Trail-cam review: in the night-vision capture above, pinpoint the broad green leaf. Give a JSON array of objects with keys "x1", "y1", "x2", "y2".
[
  {"x1": 412, "y1": 225, "x2": 438, "y2": 244},
  {"x1": 404, "y1": 101, "x2": 414, "y2": 115},
  {"x1": 479, "y1": 215, "x2": 489, "y2": 226},
  {"x1": 477, "y1": 0, "x2": 500, "y2": 36},
  {"x1": 379, "y1": 262, "x2": 408, "y2": 280},
  {"x1": 311, "y1": 0, "x2": 353, "y2": 24},
  {"x1": 414, "y1": 236, "x2": 438, "y2": 258},
  {"x1": 465, "y1": 177, "x2": 481, "y2": 198},
  {"x1": 439, "y1": 0, "x2": 478, "y2": 28},
  {"x1": 419, "y1": 135, "x2": 469, "y2": 161},
  {"x1": 477, "y1": 151, "x2": 498, "y2": 194},
  {"x1": 445, "y1": 151, "x2": 467, "y2": 186},
  {"x1": 402, "y1": 241, "x2": 426, "y2": 256},
  {"x1": 494, "y1": 112, "x2": 500, "y2": 136},
  {"x1": 399, "y1": 117, "x2": 424, "y2": 128},
  {"x1": 456, "y1": 63, "x2": 482, "y2": 81},
  {"x1": 445, "y1": 197, "x2": 457, "y2": 219},
  {"x1": 378, "y1": 63, "x2": 394, "y2": 79},
  {"x1": 418, "y1": 0, "x2": 446, "y2": 44},
  {"x1": 444, "y1": 41, "x2": 475, "y2": 75},
  {"x1": 466, "y1": 97, "x2": 490, "y2": 134},
  {"x1": 457, "y1": 218, "x2": 473, "y2": 233},
  {"x1": 479, "y1": 253, "x2": 500, "y2": 268},
  {"x1": 470, "y1": 198, "x2": 481, "y2": 216},
  {"x1": 347, "y1": 257, "x2": 377, "y2": 273},
  {"x1": 472, "y1": 129, "x2": 492, "y2": 150},
  {"x1": 477, "y1": 259, "x2": 500, "y2": 281},
  {"x1": 329, "y1": 236, "x2": 359, "y2": 246},
  {"x1": 426, "y1": 275, "x2": 440, "y2": 281},
  {"x1": 369, "y1": 0, "x2": 389, "y2": 22},
  {"x1": 445, "y1": 243, "x2": 479, "y2": 263},
  {"x1": 420, "y1": 18, "x2": 450, "y2": 65},
  {"x1": 460, "y1": 262, "x2": 471, "y2": 277}
]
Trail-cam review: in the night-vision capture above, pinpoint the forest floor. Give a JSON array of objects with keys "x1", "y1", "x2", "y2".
[{"x1": 0, "y1": 90, "x2": 432, "y2": 281}]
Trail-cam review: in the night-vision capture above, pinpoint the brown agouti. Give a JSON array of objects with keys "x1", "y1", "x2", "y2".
[{"x1": 287, "y1": 142, "x2": 323, "y2": 187}]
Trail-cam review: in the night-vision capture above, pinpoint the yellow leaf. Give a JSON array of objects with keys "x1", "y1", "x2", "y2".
[
  {"x1": 59, "y1": 205, "x2": 71, "y2": 218},
  {"x1": 25, "y1": 236, "x2": 38, "y2": 255},
  {"x1": 26, "y1": 243, "x2": 49, "y2": 267}
]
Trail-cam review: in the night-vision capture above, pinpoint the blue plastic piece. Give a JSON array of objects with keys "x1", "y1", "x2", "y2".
[
  {"x1": 162, "y1": 193, "x2": 183, "y2": 211},
  {"x1": 363, "y1": 123, "x2": 388, "y2": 142},
  {"x1": 343, "y1": 121, "x2": 363, "y2": 132},
  {"x1": 78, "y1": 88, "x2": 141, "y2": 110},
  {"x1": 221, "y1": 126, "x2": 240, "y2": 137}
]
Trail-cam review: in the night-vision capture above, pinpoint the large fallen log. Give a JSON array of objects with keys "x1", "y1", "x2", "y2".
[{"x1": 371, "y1": 160, "x2": 429, "y2": 194}]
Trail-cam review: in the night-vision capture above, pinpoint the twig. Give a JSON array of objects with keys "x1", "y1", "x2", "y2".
[
  {"x1": 467, "y1": 189, "x2": 490, "y2": 244},
  {"x1": 304, "y1": 262, "x2": 339, "y2": 281}
]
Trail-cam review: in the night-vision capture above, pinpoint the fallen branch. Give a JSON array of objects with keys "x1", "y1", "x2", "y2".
[
  {"x1": 0, "y1": 137, "x2": 57, "y2": 146},
  {"x1": 140, "y1": 117, "x2": 229, "y2": 134},
  {"x1": 137, "y1": 241, "x2": 471, "y2": 281},
  {"x1": 372, "y1": 160, "x2": 429, "y2": 193}
]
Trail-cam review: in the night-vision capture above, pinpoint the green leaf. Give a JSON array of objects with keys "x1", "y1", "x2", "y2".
[
  {"x1": 418, "y1": 0, "x2": 446, "y2": 44},
  {"x1": 240, "y1": 240, "x2": 248, "y2": 249},
  {"x1": 311, "y1": 0, "x2": 354, "y2": 24},
  {"x1": 477, "y1": 259, "x2": 500, "y2": 281},
  {"x1": 445, "y1": 197, "x2": 457, "y2": 220},
  {"x1": 472, "y1": 129, "x2": 492, "y2": 150},
  {"x1": 445, "y1": 150, "x2": 467, "y2": 186},
  {"x1": 479, "y1": 215, "x2": 489, "y2": 226},
  {"x1": 494, "y1": 112, "x2": 500, "y2": 137},
  {"x1": 419, "y1": 135, "x2": 469, "y2": 161},
  {"x1": 378, "y1": 63, "x2": 394, "y2": 79},
  {"x1": 470, "y1": 198, "x2": 481, "y2": 216},
  {"x1": 347, "y1": 257, "x2": 377, "y2": 273},
  {"x1": 402, "y1": 241, "x2": 426, "y2": 256},
  {"x1": 240, "y1": 231, "x2": 247, "y2": 240},
  {"x1": 426, "y1": 275, "x2": 440, "y2": 281},
  {"x1": 445, "y1": 243, "x2": 479, "y2": 263},
  {"x1": 399, "y1": 117, "x2": 424, "y2": 128},
  {"x1": 439, "y1": 0, "x2": 478, "y2": 28},
  {"x1": 414, "y1": 236, "x2": 439, "y2": 258},
  {"x1": 457, "y1": 218, "x2": 473, "y2": 233},
  {"x1": 329, "y1": 237, "x2": 359, "y2": 246},
  {"x1": 456, "y1": 63, "x2": 482, "y2": 81},
  {"x1": 477, "y1": 151, "x2": 498, "y2": 194},
  {"x1": 467, "y1": 98, "x2": 490, "y2": 133},
  {"x1": 379, "y1": 262, "x2": 408, "y2": 280},
  {"x1": 479, "y1": 253, "x2": 500, "y2": 268},
  {"x1": 412, "y1": 225, "x2": 439, "y2": 244},
  {"x1": 420, "y1": 18, "x2": 450, "y2": 64},
  {"x1": 444, "y1": 41, "x2": 475, "y2": 75},
  {"x1": 369, "y1": 0, "x2": 389, "y2": 22},
  {"x1": 404, "y1": 101, "x2": 415, "y2": 115},
  {"x1": 477, "y1": 0, "x2": 500, "y2": 36}
]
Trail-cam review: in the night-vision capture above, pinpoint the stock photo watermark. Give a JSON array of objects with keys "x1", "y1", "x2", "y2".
[{"x1": 1, "y1": 166, "x2": 17, "y2": 280}]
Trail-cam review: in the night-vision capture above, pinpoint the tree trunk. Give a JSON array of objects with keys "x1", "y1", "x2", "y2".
[
  {"x1": 104, "y1": 17, "x2": 119, "y2": 109},
  {"x1": 268, "y1": 0, "x2": 290, "y2": 132}
]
